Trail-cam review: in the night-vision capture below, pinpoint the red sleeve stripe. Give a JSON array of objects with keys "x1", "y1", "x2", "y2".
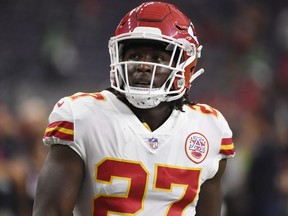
[
  {"x1": 46, "y1": 121, "x2": 74, "y2": 129},
  {"x1": 43, "y1": 121, "x2": 74, "y2": 141},
  {"x1": 221, "y1": 138, "x2": 233, "y2": 145},
  {"x1": 219, "y1": 138, "x2": 235, "y2": 156}
]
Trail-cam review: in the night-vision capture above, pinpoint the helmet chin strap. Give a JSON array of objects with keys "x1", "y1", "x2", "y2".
[
  {"x1": 123, "y1": 67, "x2": 204, "y2": 109},
  {"x1": 124, "y1": 85, "x2": 166, "y2": 109},
  {"x1": 123, "y1": 68, "x2": 204, "y2": 109}
]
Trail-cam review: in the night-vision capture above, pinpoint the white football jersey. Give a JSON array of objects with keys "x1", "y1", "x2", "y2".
[{"x1": 43, "y1": 90, "x2": 235, "y2": 216}]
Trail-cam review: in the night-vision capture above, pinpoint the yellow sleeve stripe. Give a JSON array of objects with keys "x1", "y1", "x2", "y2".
[
  {"x1": 220, "y1": 143, "x2": 234, "y2": 150},
  {"x1": 45, "y1": 126, "x2": 74, "y2": 135}
]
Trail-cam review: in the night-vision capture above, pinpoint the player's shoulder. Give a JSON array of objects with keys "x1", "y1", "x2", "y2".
[
  {"x1": 186, "y1": 103, "x2": 223, "y2": 118},
  {"x1": 185, "y1": 102, "x2": 229, "y2": 126},
  {"x1": 65, "y1": 91, "x2": 107, "y2": 104},
  {"x1": 55, "y1": 91, "x2": 107, "y2": 108},
  {"x1": 49, "y1": 91, "x2": 110, "y2": 119}
]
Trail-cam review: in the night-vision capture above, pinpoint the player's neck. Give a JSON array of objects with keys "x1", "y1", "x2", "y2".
[
  {"x1": 111, "y1": 90, "x2": 174, "y2": 131},
  {"x1": 128, "y1": 102, "x2": 173, "y2": 131}
]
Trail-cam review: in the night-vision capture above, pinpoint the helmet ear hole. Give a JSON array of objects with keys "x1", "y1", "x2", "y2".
[
  {"x1": 173, "y1": 78, "x2": 179, "y2": 90},
  {"x1": 173, "y1": 77, "x2": 184, "y2": 91}
]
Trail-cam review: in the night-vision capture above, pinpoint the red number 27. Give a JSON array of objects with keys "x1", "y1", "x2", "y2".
[{"x1": 93, "y1": 158, "x2": 201, "y2": 216}]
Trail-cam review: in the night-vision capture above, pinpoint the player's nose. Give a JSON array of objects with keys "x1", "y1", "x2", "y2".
[
  {"x1": 136, "y1": 63, "x2": 153, "y2": 73},
  {"x1": 136, "y1": 55, "x2": 153, "y2": 73}
]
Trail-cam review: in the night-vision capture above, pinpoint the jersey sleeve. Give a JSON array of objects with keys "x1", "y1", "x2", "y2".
[
  {"x1": 42, "y1": 96, "x2": 75, "y2": 147},
  {"x1": 218, "y1": 112, "x2": 236, "y2": 159}
]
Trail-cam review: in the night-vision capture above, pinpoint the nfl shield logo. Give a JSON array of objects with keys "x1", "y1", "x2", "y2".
[{"x1": 148, "y1": 138, "x2": 158, "y2": 149}]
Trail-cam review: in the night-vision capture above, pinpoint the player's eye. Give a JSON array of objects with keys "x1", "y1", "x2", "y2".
[
  {"x1": 153, "y1": 55, "x2": 169, "y2": 65},
  {"x1": 155, "y1": 55, "x2": 164, "y2": 61},
  {"x1": 128, "y1": 54, "x2": 140, "y2": 61}
]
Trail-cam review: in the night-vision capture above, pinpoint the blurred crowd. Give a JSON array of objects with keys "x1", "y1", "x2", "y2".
[{"x1": 0, "y1": 0, "x2": 288, "y2": 215}]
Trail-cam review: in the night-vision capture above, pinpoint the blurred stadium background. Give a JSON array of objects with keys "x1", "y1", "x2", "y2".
[{"x1": 0, "y1": 0, "x2": 288, "y2": 215}]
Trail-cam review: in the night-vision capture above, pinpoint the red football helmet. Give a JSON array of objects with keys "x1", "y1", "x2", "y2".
[{"x1": 109, "y1": 2, "x2": 203, "y2": 108}]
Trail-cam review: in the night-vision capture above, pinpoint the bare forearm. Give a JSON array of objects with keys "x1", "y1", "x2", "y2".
[
  {"x1": 33, "y1": 145, "x2": 84, "y2": 216},
  {"x1": 195, "y1": 160, "x2": 227, "y2": 216}
]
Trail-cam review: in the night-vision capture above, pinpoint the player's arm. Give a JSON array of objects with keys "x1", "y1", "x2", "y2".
[
  {"x1": 195, "y1": 159, "x2": 227, "y2": 216},
  {"x1": 33, "y1": 144, "x2": 84, "y2": 216}
]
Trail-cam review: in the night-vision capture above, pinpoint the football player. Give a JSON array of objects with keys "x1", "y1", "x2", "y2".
[{"x1": 33, "y1": 2, "x2": 235, "y2": 216}]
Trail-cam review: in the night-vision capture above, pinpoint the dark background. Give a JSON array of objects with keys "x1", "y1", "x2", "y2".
[{"x1": 0, "y1": 0, "x2": 288, "y2": 215}]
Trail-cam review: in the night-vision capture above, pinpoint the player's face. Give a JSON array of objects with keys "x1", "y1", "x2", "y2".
[{"x1": 123, "y1": 44, "x2": 174, "y2": 88}]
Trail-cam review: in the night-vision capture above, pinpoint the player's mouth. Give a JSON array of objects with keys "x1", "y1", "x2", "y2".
[
  {"x1": 133, "y1": 83, "x2": 151, "y2": 88},
  {"x1": 131, "y1": 78, "x2": 152, "y2": 88}
]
